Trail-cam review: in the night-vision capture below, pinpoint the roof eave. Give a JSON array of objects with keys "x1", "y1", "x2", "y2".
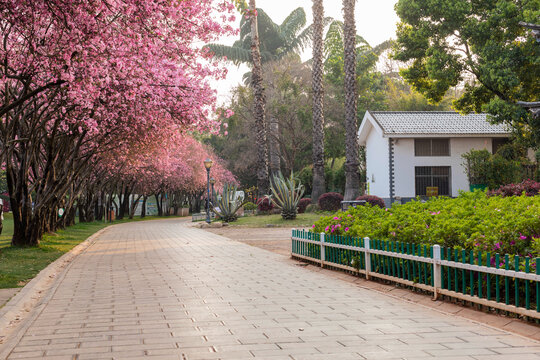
[{"x1": 382, "y1": 133, "x2": 511, "y2": 138}]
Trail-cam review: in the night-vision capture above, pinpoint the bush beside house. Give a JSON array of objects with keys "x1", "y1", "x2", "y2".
[{"x1": 313, "y1": 191, "x2": 540, "y2": 258}]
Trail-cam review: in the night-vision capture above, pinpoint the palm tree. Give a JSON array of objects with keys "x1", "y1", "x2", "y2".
[
  {"x1": 311, "y1": 0, "x2": 325, "y2": 204},
  {"x1": 248, "y1": 0, "x2": 269, "y2": 196},
  {"x1": 207, "y1": 7, "x2": 328, "y2": 196},
  {"x1": 343, "y1": 0, "x2": 360, "y2": 201}
]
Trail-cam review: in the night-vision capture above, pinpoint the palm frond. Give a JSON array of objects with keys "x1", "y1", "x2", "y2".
[
  {"x1": 279, "y1": 7, "x2": 307, "y2": 42},
  {"x1": 242, "y1": 71, "x2": 252, "y2": 85},
  {"x1": 239, "y1": 8, "x2": 280, "y2": 46},
  {"x1": 204, "y1": 44, "x2": 252, "y2": 65},
  {"x1": 280, "y1": 16, "x2": 333, "y2": 58},
  {"x1": 372, "y1": 39, "x2": 394, "y2": 55}
]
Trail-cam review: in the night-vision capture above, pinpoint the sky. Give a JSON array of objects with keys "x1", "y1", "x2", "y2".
[{"x1": 211, "y1": 0, "x2": 400, "y2": 105}]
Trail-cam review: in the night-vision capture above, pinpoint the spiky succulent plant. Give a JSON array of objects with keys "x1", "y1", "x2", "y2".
[
  {"x1": 213, "y1": 184, "x2": 245, "y2": 223},
  {"x1": 269, "y1": 172, "x2": 304, "y2": 220}
]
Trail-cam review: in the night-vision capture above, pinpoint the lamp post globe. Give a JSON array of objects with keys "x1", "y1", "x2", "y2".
[{"x1": 204, "y1": 159, "x2": 213, "y2": 224}]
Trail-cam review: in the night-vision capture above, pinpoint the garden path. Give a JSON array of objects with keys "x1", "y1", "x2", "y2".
[{"x1": 2, "y1": 218, "x2": 539, "y2": 359}]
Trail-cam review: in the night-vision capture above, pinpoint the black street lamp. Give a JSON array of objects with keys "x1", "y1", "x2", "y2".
[
  {"x1": 210, "y1": 177, "x2": 216, "y2": 206},
  {"x1": 203, "y1": 158, "x2": 213, "y2": 224}
]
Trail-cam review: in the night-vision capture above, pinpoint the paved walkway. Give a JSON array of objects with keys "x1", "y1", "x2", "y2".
[{"x1": 2, "y1": 219, "x2": 540, "y2": 360}]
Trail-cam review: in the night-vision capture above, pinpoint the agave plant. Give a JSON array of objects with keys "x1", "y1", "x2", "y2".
[
  {"x1": 213, "y1": 184, "x2": 245, "y2": 223},
  {"x1": 270, "y1": 172, "x2": 305, "y2": 220}
]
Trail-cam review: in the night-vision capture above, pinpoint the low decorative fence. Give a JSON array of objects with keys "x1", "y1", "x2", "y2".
[{"x1": 292, "y1": 229, "x2": 540, "y2": 319}]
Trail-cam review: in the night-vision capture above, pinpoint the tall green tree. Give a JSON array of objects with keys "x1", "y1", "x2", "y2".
[
  {"x1": 206, "y1": 56, "x2": 313, "y2": 187},
  {"x1": 393, "y1": 0, "x2": 540, "y2": 147},
  {"x1": 311, "y1": 0, "x2": 326, "y2": 203},
  {"x1": 343, "y1": 0, "x2": 361, "y2": 200}
]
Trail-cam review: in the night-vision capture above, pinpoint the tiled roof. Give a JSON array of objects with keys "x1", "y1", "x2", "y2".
[{"x1": 369, "y1": 111, "x2": 510, "y2": 135}]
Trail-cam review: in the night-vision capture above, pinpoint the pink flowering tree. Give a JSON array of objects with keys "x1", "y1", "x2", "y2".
[{"x1": 0, "y1": 0, "x2": 237, "y2": 246}]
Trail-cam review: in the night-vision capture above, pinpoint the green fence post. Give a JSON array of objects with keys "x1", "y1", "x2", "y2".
[
  {"x1": 478, "y1": 251, "x2": 483, "y2": 299},
  {"x1": 486, "y1": 252, "x2": 491, "y2": 301},
  {"x1": 535, "y1": 258, "x2": 540, "y2": 312},
  {"x1": 462, "y1": 249, "x2": 466, "y2": 295},
  {"x1": 407, "y1": 243, "x2": 411, "y2": 281},
  {"x1": 470, "y1": 250, "x2": 474, "y2": 297},
  {"x1": 454, "y1": 248, "x2": 459, "y2": 292},
  {"x1": 505, "y1": 254, "x2": 510, "y2": 305},
  {"x1": 495, "y1": 253, "x2": 500, "y2": 304},
  {"x1": 525, "y1": 257, "x2": 530, "y2": 310},
  {"x1": 412, "y1": 244, "x2": 417, "y2": 283},
  {"x1": 515, "y1": 255, "x2": 520, "y2": 308},
  {"x1": 423, "y1": 245, "x2": 428, "y2": 285}
]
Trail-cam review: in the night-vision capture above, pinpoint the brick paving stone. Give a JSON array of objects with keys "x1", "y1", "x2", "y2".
[{"x1": 2, "y1": 219, "x2": 540, "y2": 359}]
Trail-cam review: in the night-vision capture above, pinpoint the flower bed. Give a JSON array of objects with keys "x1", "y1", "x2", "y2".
[{"x1": 312, "y1": 191, "x2": 540, "y2": 258}]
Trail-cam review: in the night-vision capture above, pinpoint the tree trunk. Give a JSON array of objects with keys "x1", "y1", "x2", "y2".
[
  {"x1": 155, "y1": 193, "x2": 163, "y2": 216},
  {"x1": 249, "y1": 0, "x2": 269, "y2": 198},
  {"x1": 129, "y1": 194, "x2": 142, "y2": 219},
  {"x1": 117, "y1": 185, "x2": 130, "y2": 220},
  {"x1": 140, "y1": 195, "x2": 147, "y2": 218},
  {"x1": 343, "y1": 0, "x2": 360, "y2": 201},
  {"x1": 311, "y1": 0, "x2": 326, "y2": 203},
  {"x1": 268, "y1": 117, "x2": 281, "y2": 179}
]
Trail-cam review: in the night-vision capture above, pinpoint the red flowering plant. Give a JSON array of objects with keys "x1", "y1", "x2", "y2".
[{"x1": 488, "y1": 179, "x2": 540, "y2": 197}]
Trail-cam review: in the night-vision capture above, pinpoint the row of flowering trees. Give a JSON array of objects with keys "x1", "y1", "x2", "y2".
[{"x1": 0, "y1": 0, "x2": 237, "y2": 246}]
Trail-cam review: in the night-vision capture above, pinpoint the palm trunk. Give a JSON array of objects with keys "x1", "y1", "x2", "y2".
[
  {"x1": 268, "y1": 117, "x2": 281, "y2": 179},
  {"x1": 343, "y1": 0, "x2": 360, "y2": 201},
  {"x1": 249, "y1": 0, "x2": 269, "y2": 197},
  {"x1": 311, "y1": 0, "x2": 326, "y2": 203}
]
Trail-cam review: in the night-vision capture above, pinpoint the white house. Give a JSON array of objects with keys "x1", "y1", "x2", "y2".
[{"x1": 357, "y1": 111, "x2": 514, "y2": 206}]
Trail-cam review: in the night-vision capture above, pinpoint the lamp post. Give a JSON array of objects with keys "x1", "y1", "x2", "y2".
[
  {"x1": 203, "y1": 158, "x2": 213, "y2": 224},
  {"x1": 210, "y1": 177, "x2": 216, "y2": 206}
]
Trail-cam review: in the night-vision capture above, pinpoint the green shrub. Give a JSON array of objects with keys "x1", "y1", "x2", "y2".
[
  {"x1": 244, "y1": 202, "x2": 257, "y2": 211},
  {"x1": 305, "y1": 204, "x2": 320, "y2": 213},
  {"x1": 462, "y1": 148, "x2": 528, "y2": 189},
  {"x1": 312, "y1": 191, "x2": 540, "y2": 256}
]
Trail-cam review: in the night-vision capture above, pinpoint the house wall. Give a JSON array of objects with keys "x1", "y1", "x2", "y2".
[
  {"x1": 365, "y1": 127, "x2": 390, "y2": 198},
  {"x1": 393, "y1": 137, "x2": 494, "y2": 198}
]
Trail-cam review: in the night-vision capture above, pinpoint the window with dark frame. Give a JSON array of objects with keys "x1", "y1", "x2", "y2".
[
  {"x1": 414, "y1": 139, "x2": 450, "y2": 156},
  {"x1": 492, "y1": 137, "x2": 510, "y2": 155},
  {"x1": 415, "y1": 166, "x2": 451, "y2": 196}
]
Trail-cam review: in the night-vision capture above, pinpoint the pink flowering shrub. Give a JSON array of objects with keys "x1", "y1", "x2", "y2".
[
  {"x1": 297, "y1": 198, "x2": 312, "y2": 214},
  {"x1": 318, "y1": 192, "x2": 343, "y2": 212},
  {"x1": 311, "y1": 191, "x2": 540, "y2": 258}
]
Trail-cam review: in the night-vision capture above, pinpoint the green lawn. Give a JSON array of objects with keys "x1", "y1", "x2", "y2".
[
  {"x1": 0, "y1": 213, "x2": 179, "y2": 289},
  {"x1": 231, "y1": 212, "x2": 326, "y2": 228}
]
